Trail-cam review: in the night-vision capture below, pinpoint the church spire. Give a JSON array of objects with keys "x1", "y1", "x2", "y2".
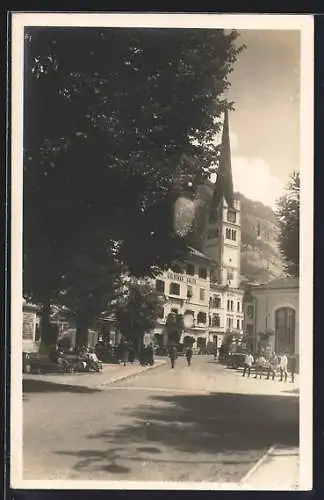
[{"x1": 212, "y1": 108, "x2": 234, "y2": 208}]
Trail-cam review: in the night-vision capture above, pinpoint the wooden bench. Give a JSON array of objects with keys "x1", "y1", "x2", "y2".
[{"x1": 26, "y1": 353, "x2": 75, "y2": 374}]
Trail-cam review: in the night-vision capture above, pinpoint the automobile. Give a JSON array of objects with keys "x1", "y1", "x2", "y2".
[{"x1": 227, "y1": 352, "x2": 246, "y2": 369}]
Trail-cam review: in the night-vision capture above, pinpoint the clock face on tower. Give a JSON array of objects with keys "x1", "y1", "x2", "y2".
[{"x1": 227, "y1": 210, "x2": 236, "y2": 223}]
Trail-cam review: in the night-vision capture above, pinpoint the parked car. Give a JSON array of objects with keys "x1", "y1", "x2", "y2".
[{"x1": 227, "y1": 352, "x2": 246, "y2": 369}]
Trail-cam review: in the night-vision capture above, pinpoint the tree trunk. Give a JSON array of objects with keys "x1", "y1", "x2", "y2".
[
  {"x1": 40, "y1": 301, "x2": 56, "y2": 346},
  {"x1": 75, "y1": 314, "x2": 90, "y2": 347}
]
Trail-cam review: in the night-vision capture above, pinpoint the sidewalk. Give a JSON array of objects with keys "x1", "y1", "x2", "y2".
[
  {"x1": 219, "y1": 364, "x2": 300, "y2": 397},
  {"x1": 241, "y1": 445, "x2": 299, "y2": 490},
  {"x1": 23, "y1": 358, "x2": 166, "y2": 390}
]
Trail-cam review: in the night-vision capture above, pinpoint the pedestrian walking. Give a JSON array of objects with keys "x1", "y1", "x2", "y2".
[
  {"x1": 290, "y1": 353, "x2": 297, "y2": 383},
  {"x1": 267, "y1": 352, "x2": 279, "y2": 380},
  {"x1": 242, "y1": 352, "x2": 254, "y2": 377},
  {"x1": 169, "y1": 345, "x2": 178, "y2": 369},
  {"x1": 185, "y1": 346, "x2": 193, "y2": 366},
  {"x1": 279, "y1": 353, "x2": 288, "y2": 382},
  {"x1": 254, "y1": 354, "x2": 266, "y2": 379},
  {"x1": 121, "y1": 342, "x2": 129, "y2": 366}
]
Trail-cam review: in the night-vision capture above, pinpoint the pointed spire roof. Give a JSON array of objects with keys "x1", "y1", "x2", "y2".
[{"x1": 212, "y1": 109, "x2": 234, "y2": 208}]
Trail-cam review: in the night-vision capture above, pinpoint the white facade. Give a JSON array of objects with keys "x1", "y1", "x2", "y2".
[
  {"x1": 243, "y1": 278, "x2": 299, "y2": 366},
  {"x1": 152, "y1": 192, "x2": 244, "y2": 350},
  {"x1": 152, "y1": 248, "x2": 212, "y2": 347},
  {"x1": 203, "y1": 197, "x2": 241, "y2": 289}
]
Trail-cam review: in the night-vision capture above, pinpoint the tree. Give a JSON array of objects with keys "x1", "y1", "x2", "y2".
[
  {"x1": 55, "y1": 230, "x2": 125, "y2": 346},
  {"x1": 23, "y1": 28, "x2": 244, "y2": 339},
  {"x1": 165, "y1": 312, "x2": 184, "y2": 345},
  {"x1": 115, "y1": 281, "x2": 164, "y2": 355},
  {"x1": 276, "y1": 171, "x2": 300, "y2": 277}
]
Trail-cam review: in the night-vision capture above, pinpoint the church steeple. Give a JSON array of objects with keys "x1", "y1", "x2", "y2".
[
  {"x1": 211, "y1": 109, "x2": 234, "y2": 209},
  {"x1": 202, "y1": 109, "x2": 241, "y2": 288}
]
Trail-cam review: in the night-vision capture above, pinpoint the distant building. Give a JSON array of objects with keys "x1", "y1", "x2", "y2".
[
  {"x1": 243, "y1": 277, "x2": 299, "y2": 367},
  {"x1": 22, "y1": 300, "x2": 41, "y2": 353},
  {"x1": 152, "y1": 247, "x2": 213, "y2": 349}
]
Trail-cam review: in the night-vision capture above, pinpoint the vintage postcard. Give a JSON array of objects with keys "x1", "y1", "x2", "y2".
[{"x1": 10, "y1": 12, "x2": 313, "y2": 491}]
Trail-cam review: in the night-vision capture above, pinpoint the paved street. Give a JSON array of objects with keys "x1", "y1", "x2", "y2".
[{"x1": 23, "y1": 356, "x2": 299, "y2": 484}]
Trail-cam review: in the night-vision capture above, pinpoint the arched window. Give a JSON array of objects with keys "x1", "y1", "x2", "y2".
[
  {"x1": 275, "y1": 307, "x2": 296, "y2": 354},
  {"x1": 212, "y1": 314, "x2": 220, "y2": 327},
  {"x1": 197, "y1": 312, "x2": 207, "y2": 325}
]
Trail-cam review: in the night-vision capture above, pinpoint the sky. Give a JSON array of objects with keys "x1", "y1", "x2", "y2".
[{"x1": 225, "y1": 30, "x2": 301, "y2": 209}]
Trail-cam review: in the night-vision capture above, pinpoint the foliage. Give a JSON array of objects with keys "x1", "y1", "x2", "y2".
[
  {"x1": 23, "y1": 27, "x2": 244, "y2": 317},
  {"x1": 165, "y1": 312, "x2": 184, "y2": 345},
  {"x1": 115, "y1": 281, "x2": 164, "y2": 351},
  {"x1": 276, "y1": 171, "x2": 300, "y2": 277}
]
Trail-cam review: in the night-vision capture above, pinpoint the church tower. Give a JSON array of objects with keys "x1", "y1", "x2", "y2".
[{"x1": 202, "y1": 110, "x2": 241, "y2": 289}]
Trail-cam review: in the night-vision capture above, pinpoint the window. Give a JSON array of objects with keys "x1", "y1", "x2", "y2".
[
  {"x1": 241, "y1": 320, "x2": 244, "y2": 330},
  {"x1": 247, "y1": 305, "x2": 254, "y2": 319},
  {"x1": 200, "y1": 288, "x2": 205, "y2": 301},
  {"x1": 246, "y1": 324, "x2": 253, "y2": 334},
  {"x1": 275, "y1": 307, "x2": 296, "y2": 354},
  {"x1": 237, "y1": 301, "x2": 240, "y2": 312},
  {"x1": 199, "y1": 267, "x2": 207, "y2": 279},
  {"x1": 231, "y1": 300, "x2": 234, "y2": 311},
  {"x1": 156, "y1": 279, "x2": 165, "y2": 293},
  {"x1": 186, "y1": 263, "x2": 195, "y2": 276},
  {"x1": 211, "y1": 295, "x2": 221, "y2": 308},
  {"x1": 227, "y1": 210, "x2": 237, "y2": 223},
  {"x1": 169, "y1": 282, "x2": 180, "y2": 296},
  {"x1": 227, "y1": 270, "x2": 234, "y2": 282},
  {"x1": 212, "y1": 314, "x2": 220, "y2": 327},
  {"x1": 225, "y1": 228, "x2": 237, "y2": 241},
  {"x1": 236, "y1": 319, "x2": 240, "y2": 330},
  {"x1": 171, "y1": 308, "x2": 178, "y2": 314},
  {"x1": 197, "y1": 312, "x2": 207, "y2": 325},
  {"x1": 187, "y1": 285, "x2": 193, "y2": 299},
  {"x1": 227, "y1": 317, "x2": 233, "y2": 329},
  {"x1": 227, "y1": 299, "x2": 230, "y2": 311}
]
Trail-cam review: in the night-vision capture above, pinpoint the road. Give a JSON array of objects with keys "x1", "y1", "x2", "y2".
[{"x1": 23, "y1": 356, "x2": 299, "y2": 483}]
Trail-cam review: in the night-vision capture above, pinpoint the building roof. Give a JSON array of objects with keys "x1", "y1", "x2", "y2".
[
  {"x1": 187, "y1": 246, "x2": 212, "y2": 261},
  {"x1": 252, "y1": 277, "x2": 299, "y2": 290}
]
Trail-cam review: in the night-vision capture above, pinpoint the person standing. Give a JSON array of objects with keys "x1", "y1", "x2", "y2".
[
  {"x1": 267, "y1": 352, "x2": 279, "y2": 380},
  {"x1": 242, "y1": 352, "x2": 254, "y2": 377},
  {"x1": 280, "y1": 353, "x2": 288, "y2": 382},
  {"x1": 185, "y1": 346, "x2": 193, "y2": 366},
  {"x1": 290, "y1": 353, "x2": 297, "y2": 383},
  {"x1": 254, "y1": 354, "x2": 266, "y2": 379},
  {"x1": 169, "y1": 345, "x2": 178, "y2": 369},
  {"x1": 121, "y1": 341, "x2": 129, "y2": 367}
]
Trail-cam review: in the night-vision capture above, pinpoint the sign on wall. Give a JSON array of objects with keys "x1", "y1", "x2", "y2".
[{"x1": 23, "y1": 311, "x2": 36, "y2": 340}]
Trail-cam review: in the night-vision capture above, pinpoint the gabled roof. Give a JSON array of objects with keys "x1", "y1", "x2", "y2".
[{"x1": 187, "y1": 246, "x2": 212, "y2": 261}]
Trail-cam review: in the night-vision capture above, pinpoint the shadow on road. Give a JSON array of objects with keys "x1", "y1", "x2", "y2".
[
  {"x1": 54, "y1": 391, "x2": 299, "y2": 476},
  {"x1": 23, "y1": 379, "x2": 101, "y2": 394}
]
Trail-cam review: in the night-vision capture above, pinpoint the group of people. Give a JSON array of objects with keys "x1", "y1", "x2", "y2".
[
  {"x1": 242, "y1": 351, "x2": 296, "y2": 383},
  {"x1": 169, "y1": 345, "x2": 193, "y2": 368},
  {"x1": 51, "y1": 344, "x2": 103, "y2": 373}
]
